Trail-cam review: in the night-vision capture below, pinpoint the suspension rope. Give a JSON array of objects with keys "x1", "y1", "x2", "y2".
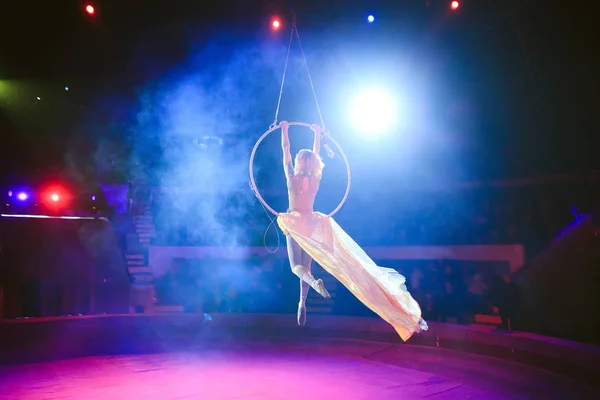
[
  {"x1": 272, "y1": 11, "x2": 326, "y2": 130},
  {"x1": 272, "y1": 24, "x2": 296, "y2": 126},
  {"x1": 292, "y1": 12, "x2": 326, "y2": 130}
]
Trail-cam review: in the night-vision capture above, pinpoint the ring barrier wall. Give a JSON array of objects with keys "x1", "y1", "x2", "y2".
[{"x1": 0, "y1": 313, "x2": 598, "y2": 385}]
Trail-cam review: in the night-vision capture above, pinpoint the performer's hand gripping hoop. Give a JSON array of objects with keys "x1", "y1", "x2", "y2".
[{"x1": 248, "y1": 122, "x2": 351, "y2": 217}]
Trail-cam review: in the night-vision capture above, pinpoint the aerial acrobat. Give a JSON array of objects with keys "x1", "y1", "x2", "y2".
[
  {"x1": 276, "y1": 121, "x2": 427, "y2": 340},
  {"x1": 249, "y1": 14, "x2": 427, "y2": 341}
]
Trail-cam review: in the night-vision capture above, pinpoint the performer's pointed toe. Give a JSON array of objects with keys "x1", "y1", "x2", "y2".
[
  {"x1": 314, "y1": 279, "x2": 331, "y2": 299},
  {"x1": 297, "y1": 306, "x2": 307, "y2": 326}
]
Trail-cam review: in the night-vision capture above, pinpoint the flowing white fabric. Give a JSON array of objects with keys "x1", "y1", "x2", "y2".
[{"x1": 278, "y1": 211, "x2": 428, "y2": 341}]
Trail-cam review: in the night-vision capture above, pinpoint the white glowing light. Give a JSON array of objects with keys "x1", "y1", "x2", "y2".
[{"x1": 349, "y1": 88, "x2": 397, "y2": 135}]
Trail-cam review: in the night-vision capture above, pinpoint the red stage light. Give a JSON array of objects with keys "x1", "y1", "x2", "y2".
[
  {"x1": 41, "y1": 186, "x2": 70, "y2": 208},
  {"x1": 450, "y1": 1, "x2": 460, "y2": 10},
  {"x1": 272, "y1": 19, "x2": 281, "y2": 30},
  {"x1": 85, "y1": 5, "x2": 95, "y2": 15}
]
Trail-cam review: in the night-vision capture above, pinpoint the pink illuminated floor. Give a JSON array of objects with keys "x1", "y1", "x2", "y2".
[{"x1": 0, "y1": 338, "x2": 594, "y2": 399}]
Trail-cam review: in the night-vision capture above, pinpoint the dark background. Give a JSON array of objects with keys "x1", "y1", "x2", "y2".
[{"x1": 1, "y1": 0, "x2": 598, "y2": 182}]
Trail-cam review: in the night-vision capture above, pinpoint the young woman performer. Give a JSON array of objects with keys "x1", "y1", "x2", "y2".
[
  {"x1": 277, "y1": 121, "x2": 428, "y2": 340},
  {"x1": 279, "y1": 120, "x2": 330, "y2": 326}
]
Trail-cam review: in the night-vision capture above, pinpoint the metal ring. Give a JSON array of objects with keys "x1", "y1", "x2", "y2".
[{"x1": 249, "y1": 122, "x2": 351, "y2": 217}]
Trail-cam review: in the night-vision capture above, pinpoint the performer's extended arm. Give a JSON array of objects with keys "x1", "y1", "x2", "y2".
[
  {"x1": 311, "y1": 124, "x2": 321, "y2": 154},
  {"x1": 280, "y1": 121, "x2": 293, "y2": 178}
]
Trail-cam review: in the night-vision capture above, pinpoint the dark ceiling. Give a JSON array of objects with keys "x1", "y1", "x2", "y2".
[{"x1": 0, "y1": 0, "x2": 598, "y2": 180}]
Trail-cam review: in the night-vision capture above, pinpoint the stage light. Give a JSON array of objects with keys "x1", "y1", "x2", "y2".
[
  {"x1": 450, "y1": 1, "x2": 460, "y2": 10},
  {"x1": 85, "y1": 4, "x2": 95, "y2": 15},
  {"x1": 36, "y1": 96, "x2": 41, "y2": 100},
  {"x1": 41, "y1": 186, "x2": 70, "y2": 207},
  {"x1": 349, "y1": 88, "x2": 397, "y2": 135},
  {"x1": 17, "y1": 192, "x2": 28, "y2": 201},
  {"x1": 7, "y1": 191, "x2": 12, "y2": 197},
  {"x1": 65, "y1": 86, "x2": 69, "y2": 91},
  {"x1": 367, "y1": 15, "x2": 375, "y2": 23},
  {"x1": 272, "y1": 19, "x2": 281, "y2": 29},
  {"x1": 91, "y1": 195, "x2": 96, "y2": 201}
]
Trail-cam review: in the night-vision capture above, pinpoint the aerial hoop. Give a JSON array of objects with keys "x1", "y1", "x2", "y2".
[{"x1": 249, "y1": 122, "x2": 351, "y2": 218}]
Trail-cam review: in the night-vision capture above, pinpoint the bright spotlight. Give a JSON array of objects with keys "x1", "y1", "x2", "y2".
[
  {"x1": 349, "y1": 88, "x2": 397, "y2": 135},
  {"x1": 85, "y1": 5, "x2": 95, "y2": 15},
  {"x1": 17, "y1": 192, "x2": 28, "y2": 201},
  {"x1": 450, "y1": 1, "x2": 460, "y2": 10},
  {"x1": 367, "y1": 15, "x2": 375, "y2": 23},
  {"x1": 272, "y1": 19, "x2": 281, "y2": 30},
  {"x1": 50, "y1": 194, "x2": 60, "y2": 202}
]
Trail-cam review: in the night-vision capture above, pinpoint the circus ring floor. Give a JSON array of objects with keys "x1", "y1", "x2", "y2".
[{"x1": 0, "y1": 314, "x2": 598, "y2": 400}]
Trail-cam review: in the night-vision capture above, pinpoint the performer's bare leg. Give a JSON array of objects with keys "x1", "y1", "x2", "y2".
[
  {"x1": 286, "y1": 231, "x2": 331, "y2": 310},
  {"x1": 297, "y1": 249, "x2": 313, "y2": 326}
]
